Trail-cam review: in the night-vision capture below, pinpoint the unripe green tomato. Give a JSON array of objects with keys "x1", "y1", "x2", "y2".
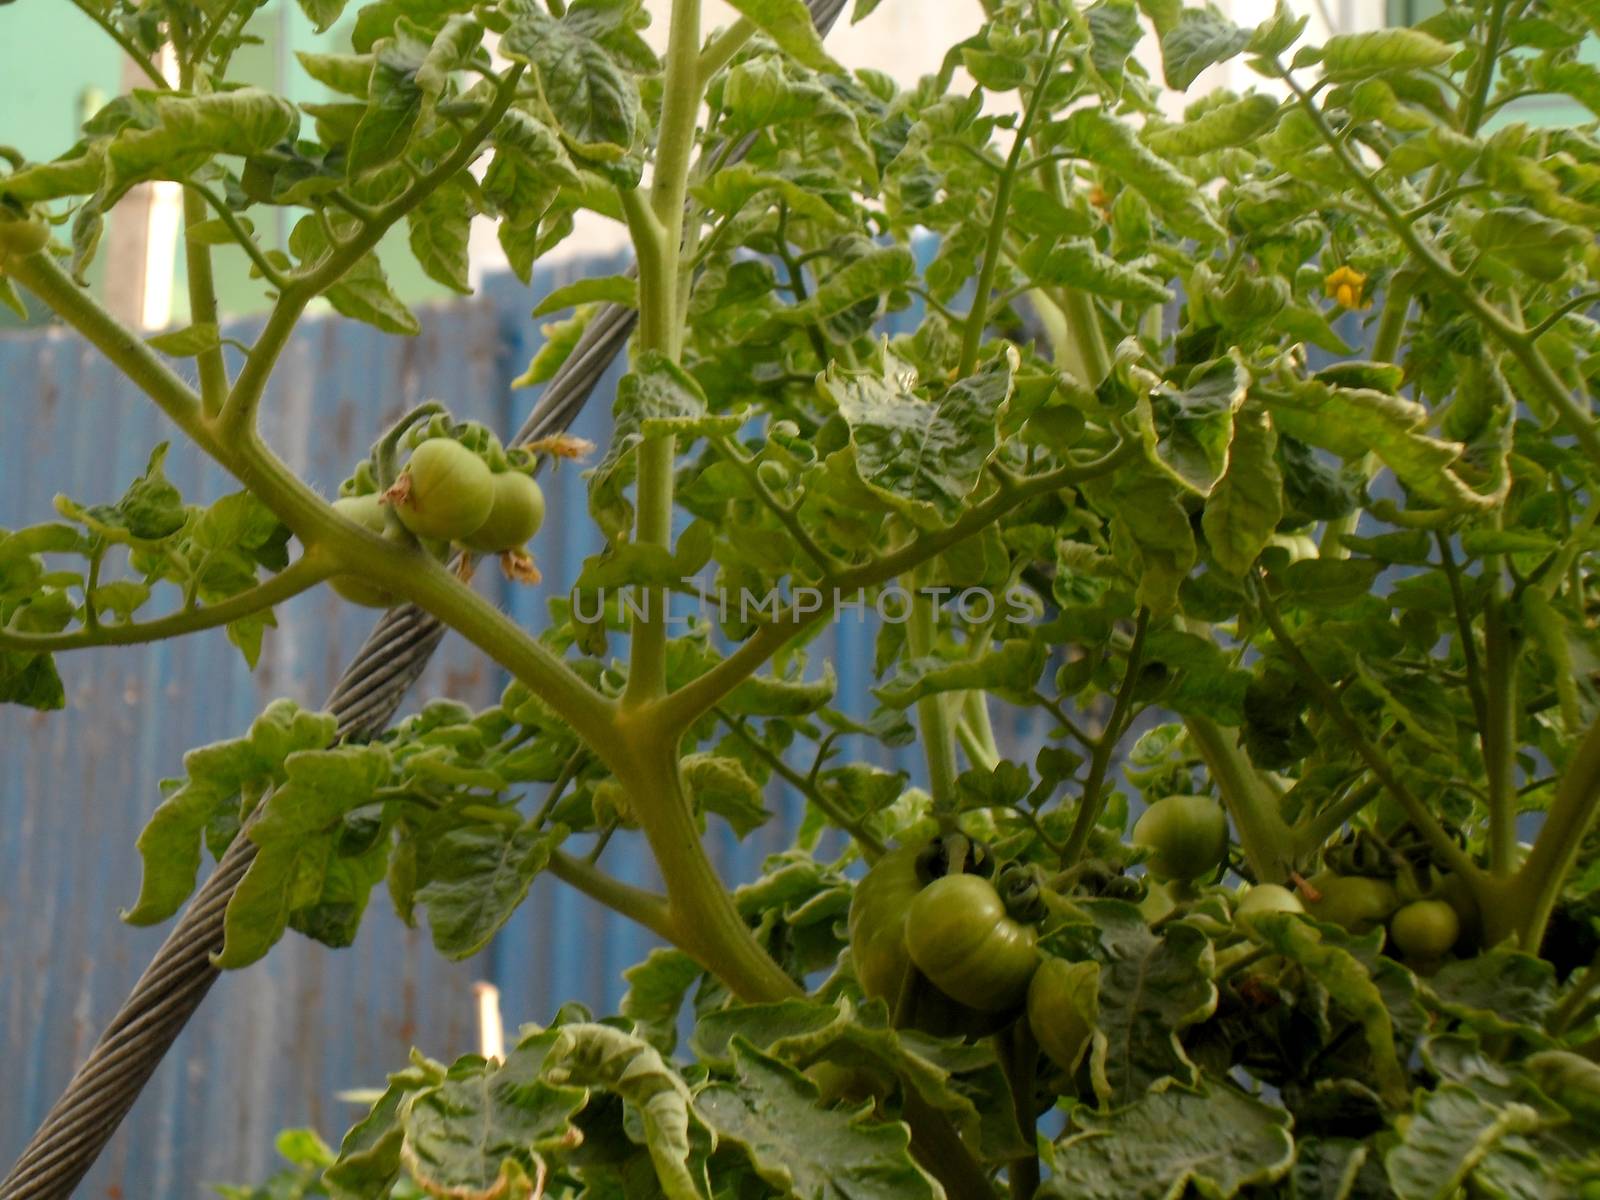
[
  {"x1": 1305, "y1": 870, "x2": 1399, "y2": 935},
  {"x1": 1388, "y1": 899, "x2": 1460, "y2": 960},
  {"x1": 0, "y1": 215, "x2": 50, "y2": 258},
  {"x1": 392, "y1": 438, "x2": 494, "y2": 541},
  {"x1": 330, "y1": 495, "x2": 396, "y2": 608},
  {"x1": 847, "y1": 844, "x2": 925, "y2": 1005},
  {"x1": 1131, "y1": 796, "x2": 1229, "y2": 883},
  {"x1": 1027, "y1": 956, "x2": 1097, "y2": 1074},
  {"x1": 769, "y1": 419, "x2": 801, "y2": 439},
  {"x1": 904, "y1": 873, "x2": 1039, "y2": 1012},
  {"x1": 1234, "y1": 883, "x2": 1304, "y2": 931},
  {"x1": 460, "y1": 470, "x2": 545, "y2": 553}
]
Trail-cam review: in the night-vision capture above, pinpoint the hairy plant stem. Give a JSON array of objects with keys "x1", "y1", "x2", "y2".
[
  {"x1": 547, "y1": 851, "x2": 675, "y2": 941},
  {"x1": 0, "y1": 553, "x2": 333, "y2": 651},
  {"x1": 719, "y1": 713, "x2": 886, "y2": 859},
  {"x1": 909, "y1": 575, "x2": 961, "y2": 828},
  {"x1": 181, "y1": 188, "x2": 229, "y2": 418},
  {"x1": 1187, "y1": 714, "x2": 1298, "y2": 883},
  {"x1": 958, "y1": 27, "x2": 1064, "y2": 378},
  {"x1": 1510, "y1": 713, "x2": 1600, "y2": 948},
  {"x1": 220, "y1": 66, "x2": 525, "y2": 438},
  {"x1": 1059, "y1": 608, "x2": 1149, "y2": 866}
]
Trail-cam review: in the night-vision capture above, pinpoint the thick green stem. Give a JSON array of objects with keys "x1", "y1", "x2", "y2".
[
  {"x1": 182, "y1": 187, "x2": 229, "y2": 417},
  {"x1": 1293, "y1": 778, "x2": 1381, "y2": 857},
  {"x1": 1187, "y1": 714, "x2": 1299, "y2": 883},
  {"x1": 958, "y1": 30, "x2": 1062, "y2": 378},
  {"x1": 1483, "y1": 576, "x2": 1519, "y2": 875},
  {"x1": 1060, "y1": 609, "x2": 1149, "y2": 866},
  {"x1": 612, "y1": 721, "x2": 799, "y2": 1001},
  {"x1": 1510, "y1": 713, "x2": 1600, "y2": 948},
  {"x1": 909, "y1": 579, "x2": 961, "y2": 824},
  {"x1": 0, "y1": 553, "x2": 333, "y2": 651},
  {"x1": 547, "y1": 851, "x2": 675, "y2": 942}
]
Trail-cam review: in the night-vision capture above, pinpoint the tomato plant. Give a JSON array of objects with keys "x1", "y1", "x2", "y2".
[{"x1": 4, "y1": 0, "x2": 1600, "y2": 1196}]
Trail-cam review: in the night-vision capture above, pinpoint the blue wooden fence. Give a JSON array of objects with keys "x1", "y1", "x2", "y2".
[{"x1": 0, "y1": 262, "x2": 1056, "y2": 1196}]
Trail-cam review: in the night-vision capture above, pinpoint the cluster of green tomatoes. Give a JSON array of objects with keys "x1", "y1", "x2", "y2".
[
  {"x1": 847, "y1": 800, "x2": 1479, "y2": 1082},
  {"x1": 330, "y1": 408, "x2": 547, "y2": 606}
]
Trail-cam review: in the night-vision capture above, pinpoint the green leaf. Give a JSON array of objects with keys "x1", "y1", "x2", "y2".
[
  {"x1": 876, "y1": 640, "x2": 1048, "y2": 708},
  {"x1": 621, "y1": 948, "x2": 703, "y2": 1052},
  {"x1": 106, "y1": 90, "x2": 300, "y2": 189},
  {"x1": 1247, "y1": 913, "x2": 1408, "y2": 1106},
  {"x1": 415, "y1": 822, "x2": 564, "y2": 958},
  {"x1": 543, "y1": 1024, "x2": 703, "y2": 1200},
  {"x1": 1071, "y1": 902, "x2": 1217, "y2": 1106},
  {"x1": 531, "y1": 273, "x2": 638, "y2": 316},
  {"x1": 0, "y1": 651, "x2": 64, "y2": 711},
  {"x1": 1144, "y1": 93, "x2": 1281, "y2": 157},
  {"x1": 682, "y1": 752, "x2": 771, "y2": 837},
  {"x1": 1045, "y1": 1083, "x2": 1294, "y2": 1200},
  {"x1": 406, "y1": 179, "x2": 473, "y2": 294},
  {"x1": 1421, "y1": 949, "x2": 1557, "y2": 1040},
  {"x1": 349, "y1": 27, "x2": 427, "y2": 174},
  {"x1": 1021, "y1": 237, "x2": 1173, "y2": 304},
  {"x1": 502, "y1": 9, "x2": 639, "y2": 159},
  {"x1": 720, "y1": 0, "x2": 840, "y2": 72},
  {"x1": 821, "y1": 348, "x2": 1015, "y2": 523},
  {"x1": 482, "y1": 110, "x2": 580, "y2": 229},
  {"x1": 697, "y1": 1039, "x2": 941, "y2": 1200},
  {"x1": 215, "y1": 744, "x2": 393, "y2": 968},
  {"x1": 1159, "y1": 8, "x2": 1251, "y2": 90},
  {"x1": 1092, "y1": 459, "x2": 1197, "y2": 617},
  {"x1": 297, "y1": 0, "x2": 350, "y2": 33},
  {"x1": 401, "y1": 1046, "x2": 587, "y2": 1199},
  {"x1": 1384, "y1": 1085, "x2": 1543, "y2": 1200},
  {"x1": 1319, "y1": 28, "x2": 1455, "y2": 79},
  {"x1": 289, "y1": 215, "x2": 420, "y2": 335},
  {"x1": 146, "y1": 323, "x2": 221, "y2": 357},
  {"x1": 1470, "y1": 207, "x2": 1590, "y2": 283},
  {"x1": 296, "y1": 50, "x2": 373, "y2": 98},
  {"x1": 589, "y1": 352, "x2": 708, "y2": 538},
  {"x1": 778, "y1": 245, "x2": 916, "y2": 329},
  {"x1": 1050, "y1": 109, "x2": 1224, "y2": 241},
  {"x1": 1203, "y1": 404, "x2": 1282, "y2": 576}
]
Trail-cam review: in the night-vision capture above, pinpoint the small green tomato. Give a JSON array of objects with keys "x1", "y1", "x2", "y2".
[
  {"x1": 460, "y1": 470, "x2": 545, "y2": 554},
  {"x1": 390, "y1": 438, "x2": 494, "y2": 542}
]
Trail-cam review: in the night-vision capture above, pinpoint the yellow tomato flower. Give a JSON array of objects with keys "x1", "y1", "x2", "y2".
[{"x1": 1324, "y1": 265, "x2": 1369, "y2": 310}]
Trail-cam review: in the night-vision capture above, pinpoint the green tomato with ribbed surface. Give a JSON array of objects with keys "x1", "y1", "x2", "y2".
[
  {"x1": 1131, "y1": 795, "x2": 1229, "y2": 883},
  {"x1": 461, "y1": 470, "x2": 545, "y2": 553},
  {"x1": 904, "y1": 873, "x2": 1039, "y2": 1012},
  {"x1": 391, "y1": 438, "x2": 494, "y2": 542},
  {"x1": 847, "y1": 844, "x2": 925, "y2": 1006}
]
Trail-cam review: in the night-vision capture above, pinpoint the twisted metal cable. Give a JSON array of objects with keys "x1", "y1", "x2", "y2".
[{"x1": 0, "y1": 4, "x2": 846, "y2": 1195}]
